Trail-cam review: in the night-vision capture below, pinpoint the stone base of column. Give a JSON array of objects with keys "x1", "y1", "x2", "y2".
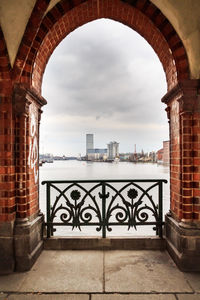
[
  {"x1": 0, "y1": 222, "x2": 15, "y2": 274},
  {"x1": 14, "y1": 214, "x2": 44, "y2": 272},
  {"x1": 165, "y1": 214, "x2": 200, "y2": 271}
]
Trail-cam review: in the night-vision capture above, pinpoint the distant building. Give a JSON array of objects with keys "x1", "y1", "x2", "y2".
[
  {"x1": 87, "y1": 148, "x2": 107, "y2": 161},
  {"x1": 156, "y1": 148, "x2": 164, "y2": 162},
  {"x1": 156, "y1": 141, "x2": 169, "y2": 165},
  {"x1": 163, "y1": 141, "x2": 170, "y2": 165},
  {"x1": 107, "y1": 141, "x2": 119, "y2": 160},
  {"x1": 86, "y1": 134, "x2": 94, "y2": 155},
  {"x1": 149, "y1": 151, "x2": 156, "y2": 163},
  {"x1": 119, "y1": 153, "x2": 131, "y2": 161},
  {"x1": 39, "y1": 153, "x2": 53, "y2": 163}
]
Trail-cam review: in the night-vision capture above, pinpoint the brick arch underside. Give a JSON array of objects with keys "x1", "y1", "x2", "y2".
[
  {"x1": 15, "y1": 0, "x2": 189, "y2": 94},
  {"x1": 0, "y1": 26, "x2": 15, "y2": 221}
]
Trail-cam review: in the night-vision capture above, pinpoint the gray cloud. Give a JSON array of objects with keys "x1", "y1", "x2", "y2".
[{"x1": 41, "y1": 19, "x2": 168, "y2": 155}]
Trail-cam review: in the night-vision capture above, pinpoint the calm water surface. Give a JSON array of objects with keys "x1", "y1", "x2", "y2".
[{"x1": 39, "y1": 160, "x2": 169, "y2": 236}]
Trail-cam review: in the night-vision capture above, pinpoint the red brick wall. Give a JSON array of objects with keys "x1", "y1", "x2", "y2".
[
  {"x1": 170, "y1": 96, "x2": 182, "y2": 219},
  {"x1": 0, "y1": 27, "x2": 15, "y2": 222},
  {"x1": 193, "y1": 112, "x2": 200, "y2": 221},
  {"x1": 12, "y1": 0, "x2": 189, "y2": 93},
  {"x1": 30, "y1": 0, "x2": 188, "y2": 92},
  {"x1": 0, "y1": 0, "x2": 194, "y2": 225},
  {"x1": 13, "y1": 84, "x2": 46, "y2": 219},
  {"x1": 162, "y1": 80, "x2": 200, "y2": 223}
]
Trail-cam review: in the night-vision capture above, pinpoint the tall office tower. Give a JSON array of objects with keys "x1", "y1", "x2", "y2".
[
  {"x1": 86, "y1": 134, "x2": 94, "y2": 155},
  {"x1": 107, "y1": 141, "x2": 119, "y2": 160}
]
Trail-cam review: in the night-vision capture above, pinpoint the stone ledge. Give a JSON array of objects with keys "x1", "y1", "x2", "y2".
[
  {"x1": 165, "y1": 215, "x2": 200, "y2": 271},
  {"x1": 14, "y1": 215, "x2": 44, "y2": 235},
  {"x1": 0, "y1": 236, "x2": 15, "y2": 274},
  {"x1": 15, "y1": 240, "x2": 43, "y2": 272},
  {"x1": 44, "y1": 236, "x2": 166, "y2": 250},
  {"x1": 14, "y1": 215, "x2": 44, "y2": 272},
  {"x1": 0, "y1": 221, "x2": 14, "y2": 236}
]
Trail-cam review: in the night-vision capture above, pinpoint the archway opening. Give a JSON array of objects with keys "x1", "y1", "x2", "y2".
[{"x1": 39, "y1": 19, "x2": 169, "y2": 237}]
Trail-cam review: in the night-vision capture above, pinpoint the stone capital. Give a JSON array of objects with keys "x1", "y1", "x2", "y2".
[
  {"x1": 162, "y1": 79, "x2": 200, "y2": 113},
  {"x1": 13, "y1": 83, "x2": 47, "y2": 117}
]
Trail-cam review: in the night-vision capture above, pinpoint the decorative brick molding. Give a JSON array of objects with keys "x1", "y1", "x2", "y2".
[
  {"x1": 12, "y1": 0, "x2": 189, "y2": 92},
  {"x1": 13, "y1": 84, "x2": 47, "y2": 220},
  {"x1": 162, "y1": 79, "x2": 200, "y2": 223}
]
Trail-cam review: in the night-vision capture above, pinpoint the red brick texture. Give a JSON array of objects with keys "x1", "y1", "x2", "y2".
[
  {"x1": 0, "y1": 0, "x2": 197, "y2": 225},
  {"x1": 13, "y1": 84, "x2": 47, "y2": 219},
  {"x1": 18, "y1": 0, "x2": 189, "y2": 93},
  {"x1": 0, "y1": 27, "x2": 15, "y2": 222},
  {"x1": 162, "y1": 79, "x2": 200, "y2": 223}
]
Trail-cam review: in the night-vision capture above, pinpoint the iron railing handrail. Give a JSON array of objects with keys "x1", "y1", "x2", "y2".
[
  {"x1": 42, "y1": 179, "x2": 167, "y2": 238},
  {"x1": 42, "y1": 179, "x2": 167, "y2": 184}
]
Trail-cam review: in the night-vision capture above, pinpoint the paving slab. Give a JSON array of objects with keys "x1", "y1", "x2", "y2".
[
  {"x1": 184, "y1": 273, "x2": 200, "y2": 293},
  {"x1": 18, "y1": 250, "x2": 103, "y2": 293},
  {"x1": 0, "y1": 273, "x2": 27, "y2": 292},
  {"x1": 0, "y1": 294, "x2": 8, "y2": 300},
  {"x1": 105, "y1": 250, "x2": 193, "y2": 293},
  {"x1": 8, "y1": 294, "x2": 89, "y2": 300},
  {"x1": 177, "y1": 295, "x2": 200, "y2": 300},
  {"x1": 92, "y1": 294, "x2": 176, "y2": 300}
]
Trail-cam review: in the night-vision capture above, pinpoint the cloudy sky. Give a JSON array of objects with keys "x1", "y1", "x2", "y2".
[{"x1": 41, "y1": 19, "x2": 168, "y2": 156}]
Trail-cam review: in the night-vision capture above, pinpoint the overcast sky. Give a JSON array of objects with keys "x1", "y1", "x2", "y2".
[{"x1": 41, "y1": 19, "x2": 168, "y2": 156}]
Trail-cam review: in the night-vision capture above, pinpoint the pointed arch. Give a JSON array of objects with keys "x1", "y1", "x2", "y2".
[{"x1": 13, "y1": 0, "x2": 189, "y2": 93}]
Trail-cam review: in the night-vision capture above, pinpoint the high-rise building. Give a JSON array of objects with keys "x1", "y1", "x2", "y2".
[
  {"x1": 87, "y1": 148, "x2": 107, "y2": 161},
  {"x1": 86, "y1": 134, "x2": 94, "y2": 155},
  {"x1": 107, "y1": 141, "x2": 119, "y2": 160}
]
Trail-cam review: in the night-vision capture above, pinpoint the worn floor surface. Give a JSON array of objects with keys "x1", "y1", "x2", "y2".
[{"x1": 0, "y1": 250, "x2": 200, "y2": 299}]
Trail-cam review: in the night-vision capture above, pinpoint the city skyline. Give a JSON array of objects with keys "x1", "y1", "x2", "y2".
[{"x1": 40, "y1": 19, "x2": 168, "y2": 156}]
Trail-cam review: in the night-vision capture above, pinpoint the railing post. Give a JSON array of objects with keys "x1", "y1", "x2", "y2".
[
  {"x1": 102, "y1": 182, "x2": 106, "y2": 238},
  {"x1": 46, "y1": 182, "x2": 51, "y2": 238},
  {"x1": 158, "y1": 181, "x2": 163, "y2": 238}
]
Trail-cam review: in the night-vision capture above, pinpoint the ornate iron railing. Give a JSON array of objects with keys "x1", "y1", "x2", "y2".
[{"x1": 42, "y1": 179, "x2": 167, "y2": 238}]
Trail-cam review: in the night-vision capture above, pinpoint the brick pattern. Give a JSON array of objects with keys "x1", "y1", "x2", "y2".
[
  {"x1": 0, "y1": 27, "x2": 15, "y2": 222},
  {"x1": 193, "y1": 112, "x2": 200, "y2": 221},
  {"x1": 162, "y1": 80, "x2": 200, "y2": 222},
  {"x1": 13, "y1": 0, "x2": 50, "y2": 83},
  {"x1": 13, "y1": 84, "x2": 46, "y2": 219},
  {"x1": 0, "y1": 0, "x2": 193, "y2": 225},
  {"x1": 12, "y1": 0, "x2": 189, "y2": 93},
  {"x1": 169, "y1": 97, "x2": 182, "y2": 219}
]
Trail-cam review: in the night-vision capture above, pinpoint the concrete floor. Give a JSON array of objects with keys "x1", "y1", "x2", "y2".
[{"x1": 0, "y1": 250, "x2": 200, "y2": 299}]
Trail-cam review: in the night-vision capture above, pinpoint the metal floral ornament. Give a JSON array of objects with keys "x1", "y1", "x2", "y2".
[
  {"x1": 127, "y1": 188, "x2": 138, "y2": 200},
  {"x1": 43, "y1": 179, "x2": 167, "y2": 238},
  {"x1": 70, "y1": 190, "x2": 81, "y2": 201}
]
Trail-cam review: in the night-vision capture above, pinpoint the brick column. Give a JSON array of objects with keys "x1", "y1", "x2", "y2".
[
  {"x1": 0, "y1": 81, "x2": 16, "y2": 274},
  {"x1": 162, "y1": 79, "x2": 200, "y2": 271},
  {"x1": 13, "y1": 84, "x2": 46, "y2": 272}
]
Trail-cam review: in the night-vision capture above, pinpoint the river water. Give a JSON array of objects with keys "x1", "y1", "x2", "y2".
[{"x1": 39, "y1": 160, "x2": 169, "y2": 237}]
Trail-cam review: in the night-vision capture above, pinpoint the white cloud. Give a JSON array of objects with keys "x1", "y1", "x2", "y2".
[{"x1": 41, "y1": 19, "x2": 168, "y2": 156}]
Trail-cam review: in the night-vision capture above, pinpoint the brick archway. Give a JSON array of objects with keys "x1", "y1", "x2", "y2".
[
  {"x1": 14, "y1": 0, "x2": 189, "y2": 93},
  {"x1": 0, "y1": 25, "x2": 14, "y2": 222},
  {"x1": 1, "y1": 0, "x2": 200, "y2": 274}
]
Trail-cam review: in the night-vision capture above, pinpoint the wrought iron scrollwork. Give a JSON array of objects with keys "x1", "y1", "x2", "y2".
[{"x1": 42, "y1": 179, "x2": 167, "y2": 238}]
